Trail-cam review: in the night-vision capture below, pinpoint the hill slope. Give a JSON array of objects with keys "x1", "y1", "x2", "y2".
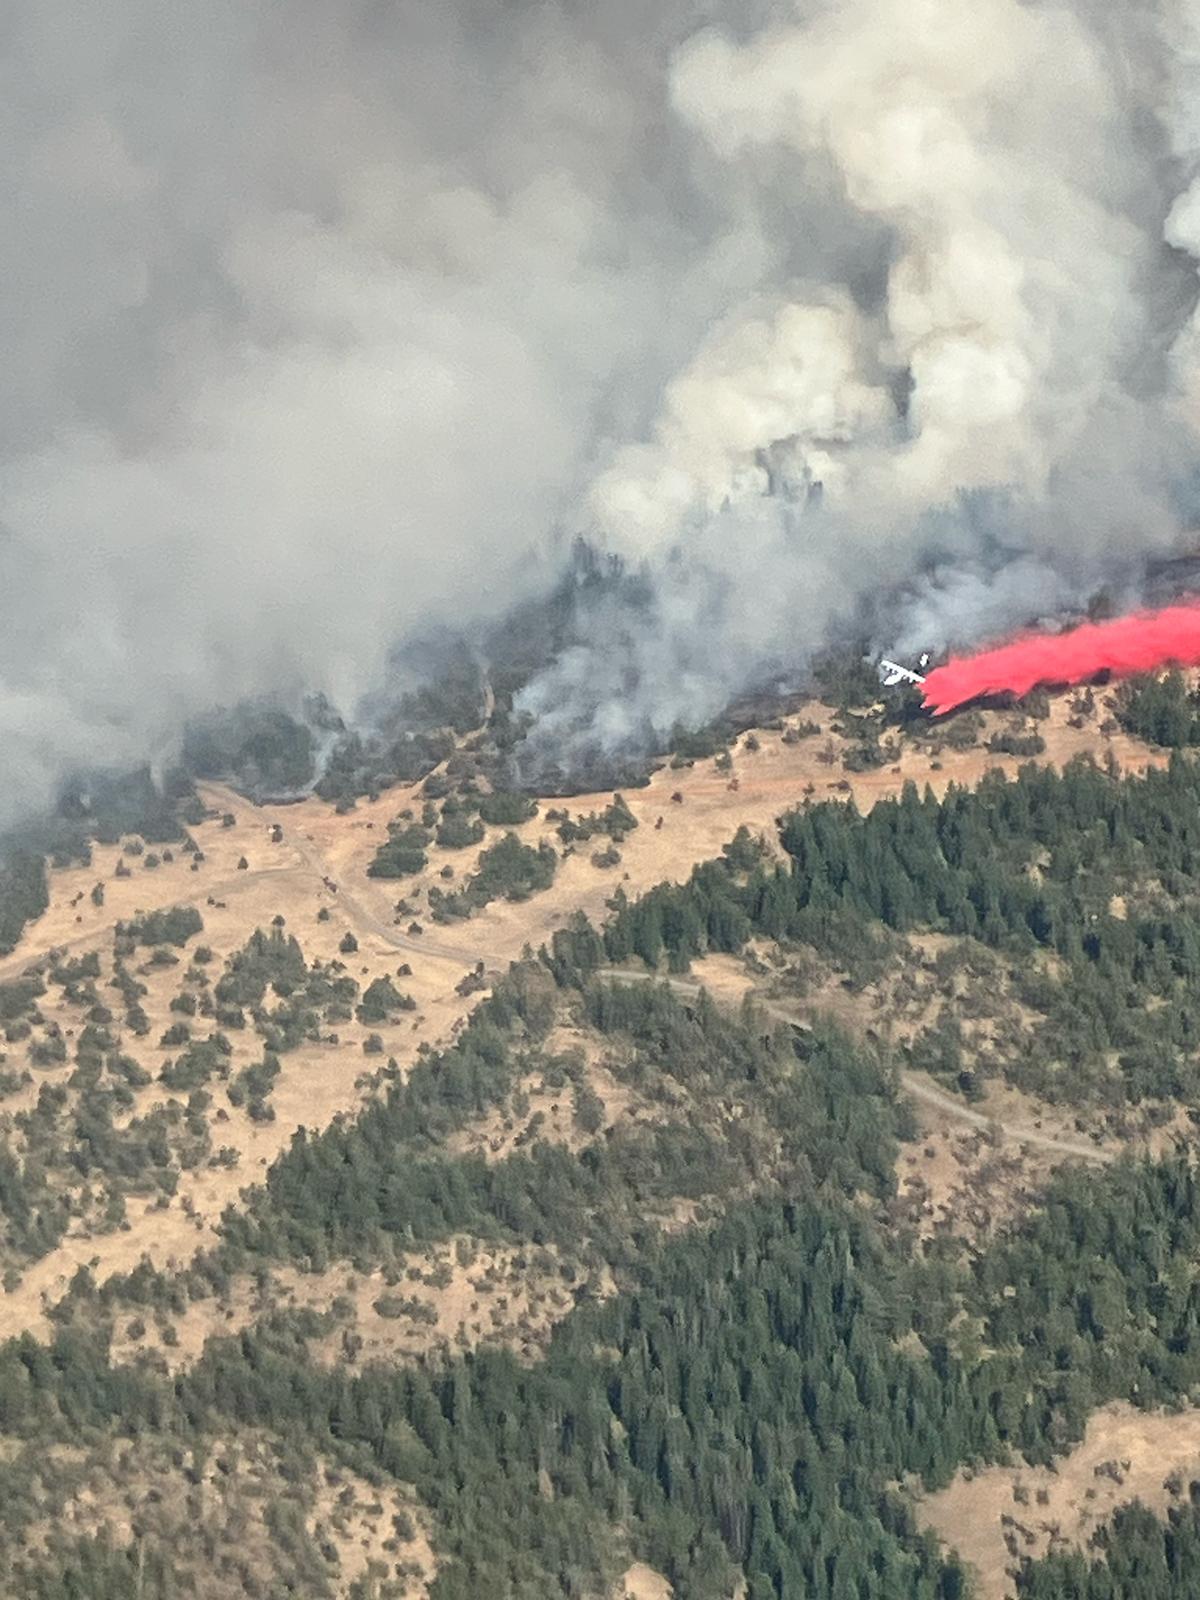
[{"x1": 2, "y1": 684, "x2": 1200, "y2": 1597}]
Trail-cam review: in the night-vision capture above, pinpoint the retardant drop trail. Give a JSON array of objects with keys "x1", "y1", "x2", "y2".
[{"x1": 921, "y1": 601, "x2": 1200, "y2": 716}]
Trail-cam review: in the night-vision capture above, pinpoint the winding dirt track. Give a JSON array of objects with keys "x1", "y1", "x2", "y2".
[
  {"x1": 0, "y1": 726, "x2": 1130, "y2": 1351},
  {"x1": 0, "y1": 785, "x2": 479, "y2": 986},
  {"x1": 286, "y1": 830, "x2": 485, "y2": 967},
  {"x1": 594, "y1": 969, "x2": 1112, "y2": 1165},
  {"x1": 0, "y1": 781, "x2": 1109, "y2": 1168}
]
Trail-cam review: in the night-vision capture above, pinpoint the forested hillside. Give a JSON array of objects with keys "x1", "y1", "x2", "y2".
[
  {"x1": 3, "y1": 702, "x2": 1200, "y2": 1596},
  {"x1": 605, "y1": 753, "x2": 1200, "y2": 1109}
]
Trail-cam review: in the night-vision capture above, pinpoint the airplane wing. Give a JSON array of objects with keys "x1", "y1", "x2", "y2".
[{"x1": 878, "y1": 658, "x2": 926, "y2": 687}]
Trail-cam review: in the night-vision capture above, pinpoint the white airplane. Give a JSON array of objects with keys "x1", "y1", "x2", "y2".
[{"x1": 878, "y1": 652, "x2": 930, "y2": 687}]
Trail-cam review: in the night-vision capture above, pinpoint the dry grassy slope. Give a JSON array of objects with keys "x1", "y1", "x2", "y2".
[
  {"x1": 5, "y1": 1429, "x2": 435, "y2": 1600},
  {"x1": 0, "y1": 690, "x2": 1166, "y2": 1353},
  {"x1": 918, "y1": 1403, "x2": 1200, "y2": 1600},
  {"x1": 0, "y1": 691, "x2": 1180, "y2": 1598},
  {"x1": 108, "y1": 1236, "x2": 608, "y2": 1376},
  {"x1": 289, "y1": 690, "x2": 1164, "y2": 970}
]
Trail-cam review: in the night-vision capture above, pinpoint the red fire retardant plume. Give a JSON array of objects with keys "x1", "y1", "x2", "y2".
[{"x1": 920, "y1": 601, "x2": 1200, "y2": 716}]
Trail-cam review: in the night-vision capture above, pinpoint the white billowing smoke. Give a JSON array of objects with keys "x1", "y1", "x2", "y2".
[
  {"x1": 519, "y1": 0, "x2": 1200, "y2": 764},
  {"x1": 669, "y1": 0, "x2": 1184, "y2": 518},
  {"x1": 588, "y1": 295, "x2": 894, "y2": 546},
  {"x1": 5, "y1": 0, "x2": 1200, "y2": 816}
]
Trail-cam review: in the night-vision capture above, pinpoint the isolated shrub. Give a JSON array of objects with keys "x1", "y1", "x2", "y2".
[
  {"x1": 119, "y1": 906, "x2": 203, "y2": 948},
  {"x1": 477, "y1": 792, "x2": 537, "y2": 827}
]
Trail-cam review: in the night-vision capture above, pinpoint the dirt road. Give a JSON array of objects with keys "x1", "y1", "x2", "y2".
[
  {"x1": 0, "y1": 780, "x2": 1111, "y2": 1172},
  {"x1": 286, "y1": 829, "x2": 485, "y2": 967},
  {"x1": 594, "y1": 968, "x2": 1111, "y2": 1165}
]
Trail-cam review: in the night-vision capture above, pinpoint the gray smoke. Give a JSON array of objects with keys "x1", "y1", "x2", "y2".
[
  {"x1": 519, "y1": 0, "x2": 1200, "y2": 762},
  {"x1": 5, "y1": 0, "x2": 1200, "y2": 818},
  {"x1": 0, "y1": 0, "x2": 750, "y2": 821}
]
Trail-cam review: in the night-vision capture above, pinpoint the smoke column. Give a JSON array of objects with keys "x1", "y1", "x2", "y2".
[
  {"x1": 515, "y1": 0, "x2": 1200, "y2": 769},
  {"x1": 7, "y1": 0, "x2": 1200, "y2": 813},
  {"x1": 921, "y1": 602, "x2": 1200, "y2": 715}
]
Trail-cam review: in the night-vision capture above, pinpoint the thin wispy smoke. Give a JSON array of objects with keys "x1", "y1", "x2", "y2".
[{"x1": 5, "y1": 1, "x2": 1200, "y2": 814}]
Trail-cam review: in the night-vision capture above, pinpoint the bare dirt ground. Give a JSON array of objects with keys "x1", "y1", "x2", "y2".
[
  {"x1": 897, "y1": 1070, "x2": 1113, "y2": 1165},
  {"x1": 0, "y1": 783, "x2": 488, "y2": 1342},
  {"x1": 445, "y1": 1056, "x2": 641, "y2": 1164},
  {"x1": 601, "y1": 954, "x2": 1116, "y2": 1269},
  {"x1": 893, "y1": 1119, "x2": 1071, "y2": 1246},
  {"x1": 3, "y1": 689, "x2": 1159, "y2": 997},
  {"x1": 268, "y1": 689, "x2": 1165, "y2": 975},
  {"x1": 918, "y1": 1402, "x2": 1200, "y2": 1600},
  {"x1": 614, "y1": 1563, "x2": 674, "y2": 1600},
  {"x1": 278, "y1": 1239, "x2": 614, "y2": 1368},
  {"x1": 600, "y1": 964, "x2": 1114, "y2": 1170},
  {"x1": 309, "y1": 1469, "x2": 436, "y2": 1597}
]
